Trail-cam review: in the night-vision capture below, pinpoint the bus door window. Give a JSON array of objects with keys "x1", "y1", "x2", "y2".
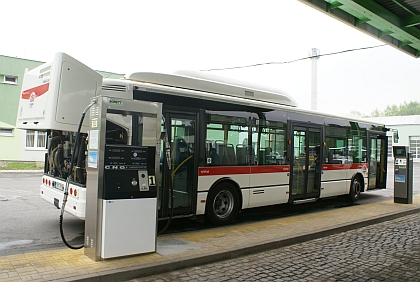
[
  {"x1": 376, "y1": 136, "x2": 387, "y2": 188},
  {"x1": 307, "y1": 130, "x2": 321, "y2": 195},
  {"x1": 291, "y1": 126, "x2": 321, "y2": 198},
  {"x1": 170, "y1": 116, "x2": 195, "y2": 210},
  {"x1": 368, "y1": 134, "x2": 387, "y2": 189},
  {"x1": 292, "y1": 129, "x2": 306, "y2": 195},
  {"x1": 369, "y1": 137, "x2": 378, "y2": 189}
]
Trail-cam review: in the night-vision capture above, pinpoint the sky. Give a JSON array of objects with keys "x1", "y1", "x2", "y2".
[{"x1": 1, "y1": 0, "x2": 419, "y2": 116}]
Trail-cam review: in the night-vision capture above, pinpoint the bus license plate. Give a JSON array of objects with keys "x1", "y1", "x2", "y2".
[{"x1": 54, "y1": 198, "x2": 60, "y2": 209}]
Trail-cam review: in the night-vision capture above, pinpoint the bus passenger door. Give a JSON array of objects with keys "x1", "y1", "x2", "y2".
[
  {"x1": 160, "y1": 113, "x2": 197, "y2": 218},
  {"x1": 368, "y1": 134, "x2": 387, "y2": 189},
  {"x1": 290, "y1": 125, "x2": 322, "y2": 202}
]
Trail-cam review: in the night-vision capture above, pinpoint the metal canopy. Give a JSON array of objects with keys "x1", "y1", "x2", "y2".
[{"x1": 299, "y1": 0, "x2": 420, "y2": 58}]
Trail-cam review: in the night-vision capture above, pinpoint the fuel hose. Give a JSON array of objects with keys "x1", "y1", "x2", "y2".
[{"x1": 60, "y1": 100, "x2": 96, "y2": 250}]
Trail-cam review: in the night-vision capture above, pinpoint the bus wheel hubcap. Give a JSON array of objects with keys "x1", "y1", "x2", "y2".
[
  {"x1": 213, "y1": 190, "x2": 234, "y2": 219},
  {"x1": 353, "y1": 180, "x2": 361, "y2": 197}
]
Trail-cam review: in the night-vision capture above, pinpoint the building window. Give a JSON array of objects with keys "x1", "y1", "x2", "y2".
[
  {"x1": 2, "y1": 75, "x2": 18, "y2": 84},
  {"x1": 26, "y1": 130, "x2": 47, "y2": 148},
  {"x1": 409, "y1": 136, "x2": 420, "y2": 160},
  {"x1": 0, "y1": 128, "x2": 14, "y2": 136},
  {"x1": 387, "y1": 136, "x2": 393, "y2": 158}
]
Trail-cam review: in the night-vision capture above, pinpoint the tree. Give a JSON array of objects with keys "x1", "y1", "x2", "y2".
[
  {"x1": 370, "y1": 108, "x2": 382, "y2": 117},
  {"x1": 349, "y1": 110, "x2": 363, "y2": 117},
  {"x1": 366, "y1": 100, "x2": 420, "y2": 117},
  {"x1": 383, "y1": 104, "x2": 399, "y2": 116}
]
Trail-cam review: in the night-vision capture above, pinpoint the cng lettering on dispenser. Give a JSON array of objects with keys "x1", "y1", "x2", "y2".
[{"x1": 84, "y1": 96, "x2": 162, "y2": 261}]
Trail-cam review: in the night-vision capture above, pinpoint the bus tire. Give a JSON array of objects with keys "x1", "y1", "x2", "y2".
[
  {"x1": 205, "y1": 183, "x2": 240, "y2": 225},
  {"x1": 348, "y1": 176, "x2": 362, "y2": 202}
]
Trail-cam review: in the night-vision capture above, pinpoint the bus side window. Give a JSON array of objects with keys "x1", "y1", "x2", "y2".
[
  {"x1": 205, "y1": 113, "x2": 249, "y2": 166},
  {"x1": 236, "y1": 145, "x2": 248, "y2": 165},
  {"x1": 208, "y1": 148, "x2": 220, "y2": 165},
  {"x1": 257, "y1": 123, "x2": 286, "y2": 165},
  {"x1": 325, "y1": 126, "x2": 349, "y2": 164}
]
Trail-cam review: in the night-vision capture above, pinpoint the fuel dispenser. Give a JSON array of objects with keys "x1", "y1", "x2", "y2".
[
  {"x1": 84, "y1": 96, "x2": 162, "y2": 261},
  {"x1": 393, "y1": 146, "x2": 413, "y2": 204}
]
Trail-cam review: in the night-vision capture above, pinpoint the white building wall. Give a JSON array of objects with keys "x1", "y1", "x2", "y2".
[
  {"x1": 19, "y1": 129, "x2": 47, "y2": 162},
  {"x1": 369, "y1": 116, "x2": 420, "y2": 162}
]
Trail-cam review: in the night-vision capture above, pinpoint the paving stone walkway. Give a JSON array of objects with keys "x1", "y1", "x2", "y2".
[{"x1": 133, "y1": 212, "x2": 420, "y2": 281}]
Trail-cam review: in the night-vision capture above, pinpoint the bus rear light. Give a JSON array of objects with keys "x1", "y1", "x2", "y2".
[
  {"x1": 201, "y1": 200, "x2": 206, "y2": 203},
  {"x1": 41, "y1": 190, "x2": 44, "y2": 194},
  {"x1": 74, "y1": 189, "x2": 77, "y2": 197},
  {"x1": 73, "y1": 206, "x2": 76, "y2": 210},
  {"x1": 70, "y1": 188, "x2": 73, "y2": 195}
]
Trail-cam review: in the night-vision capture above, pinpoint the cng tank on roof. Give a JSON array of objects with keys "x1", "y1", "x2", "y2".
[
  {"x1": 126, "y1": 70, "x2": 298, "y2": 107},
  {"x1": 16, "y1": 53, "x2": 103, "y2": 133}
]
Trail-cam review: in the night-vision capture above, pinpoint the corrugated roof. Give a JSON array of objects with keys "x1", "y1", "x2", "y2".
[
  {"x1": 375, "y1": 0, "x2": 420, "y2": 21},
  {"x1": 299, "y1": 0, "x2": 420, "y2": 58}
]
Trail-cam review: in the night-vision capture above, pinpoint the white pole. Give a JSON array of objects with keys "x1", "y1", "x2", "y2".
[{"x1": 310, "y1": 48, "x2": 320, "y2": 111}]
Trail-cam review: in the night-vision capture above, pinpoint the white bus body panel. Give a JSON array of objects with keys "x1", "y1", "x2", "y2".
[
  {"x1": 196, "y1": 166, "x2": 290, "y2": 214},
  {"x1": 16, "y1": 53, "x2": 103, "y2": 133},
  {"x1": 249, "y1": 171, "x2": 289, "y2": 208},
  {"x1": 40, "y1": 176, "x2": 86, "y2": 219},
  {"x1": 248, "y1": 185, "x2": 289, "y2": 208},
  {"x1": 320, "y1": 168, "x2": 348, "y2": 198},
  {"x1": 126, "y1": 71, "x2": 298, "y2": 107}
]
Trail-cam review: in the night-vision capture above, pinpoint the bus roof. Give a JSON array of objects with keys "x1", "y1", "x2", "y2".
[
  {"x1": 125, "y1": 70, "x2": 298, "y2": 108},
  {"x1": 102, "y1": 75, "x2": 386, "y2": 130}
]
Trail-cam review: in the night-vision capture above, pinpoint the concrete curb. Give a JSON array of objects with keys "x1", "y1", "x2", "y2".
[
  {"x1": 0, "y1": 170, "x2": 43, "y2": 174},
  {"x1": 61, "y1": 206, "x2": 420, "y2": 282}
]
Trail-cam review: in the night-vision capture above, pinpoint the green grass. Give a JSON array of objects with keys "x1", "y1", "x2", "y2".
[{"x1": 0, "y1": 162, "x2": 39, "y2": 170}]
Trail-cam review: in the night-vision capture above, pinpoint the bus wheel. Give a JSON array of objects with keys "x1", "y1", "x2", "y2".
[
  {"x1": 348, "y1": 176, "x2": 362, "y2": 202},
  {"x1": 206, "y1": 183, "x2": 240, "y2": 225}
]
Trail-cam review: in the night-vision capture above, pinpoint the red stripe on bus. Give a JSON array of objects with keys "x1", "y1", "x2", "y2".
[
  {"x1": 251, "y1": 165, "x2": 290, "y2": 173},
  {"x1": 322, "y1": 164, "x2": 368, "y2": 170},
  {"x1": 198, "y1": 163, "x2": 367, "y2": 176},
  {"x1": 198, "y1": 165, "x2": 290, "y2": 176},
  {"x1": 21, "y1": 83, "x2": 49, "y2": 99}
]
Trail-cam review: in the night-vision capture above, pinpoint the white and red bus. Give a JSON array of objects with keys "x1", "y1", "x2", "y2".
[{"x1": 16, "y1": 53, "x2": 388, "y2": 225}]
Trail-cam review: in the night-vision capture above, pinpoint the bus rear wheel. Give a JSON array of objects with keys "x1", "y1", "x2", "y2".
[
  {"x1": 206, "y1": 183, "x2": 240, "y2": 225},
  {"x1": 348, "y1": 176, "x2": 362, "y2": 202}
]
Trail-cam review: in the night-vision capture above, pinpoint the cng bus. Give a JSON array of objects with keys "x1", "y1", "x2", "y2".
[{"x1": 16, "y1": 53, "x2": 389, "y2": 225}]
